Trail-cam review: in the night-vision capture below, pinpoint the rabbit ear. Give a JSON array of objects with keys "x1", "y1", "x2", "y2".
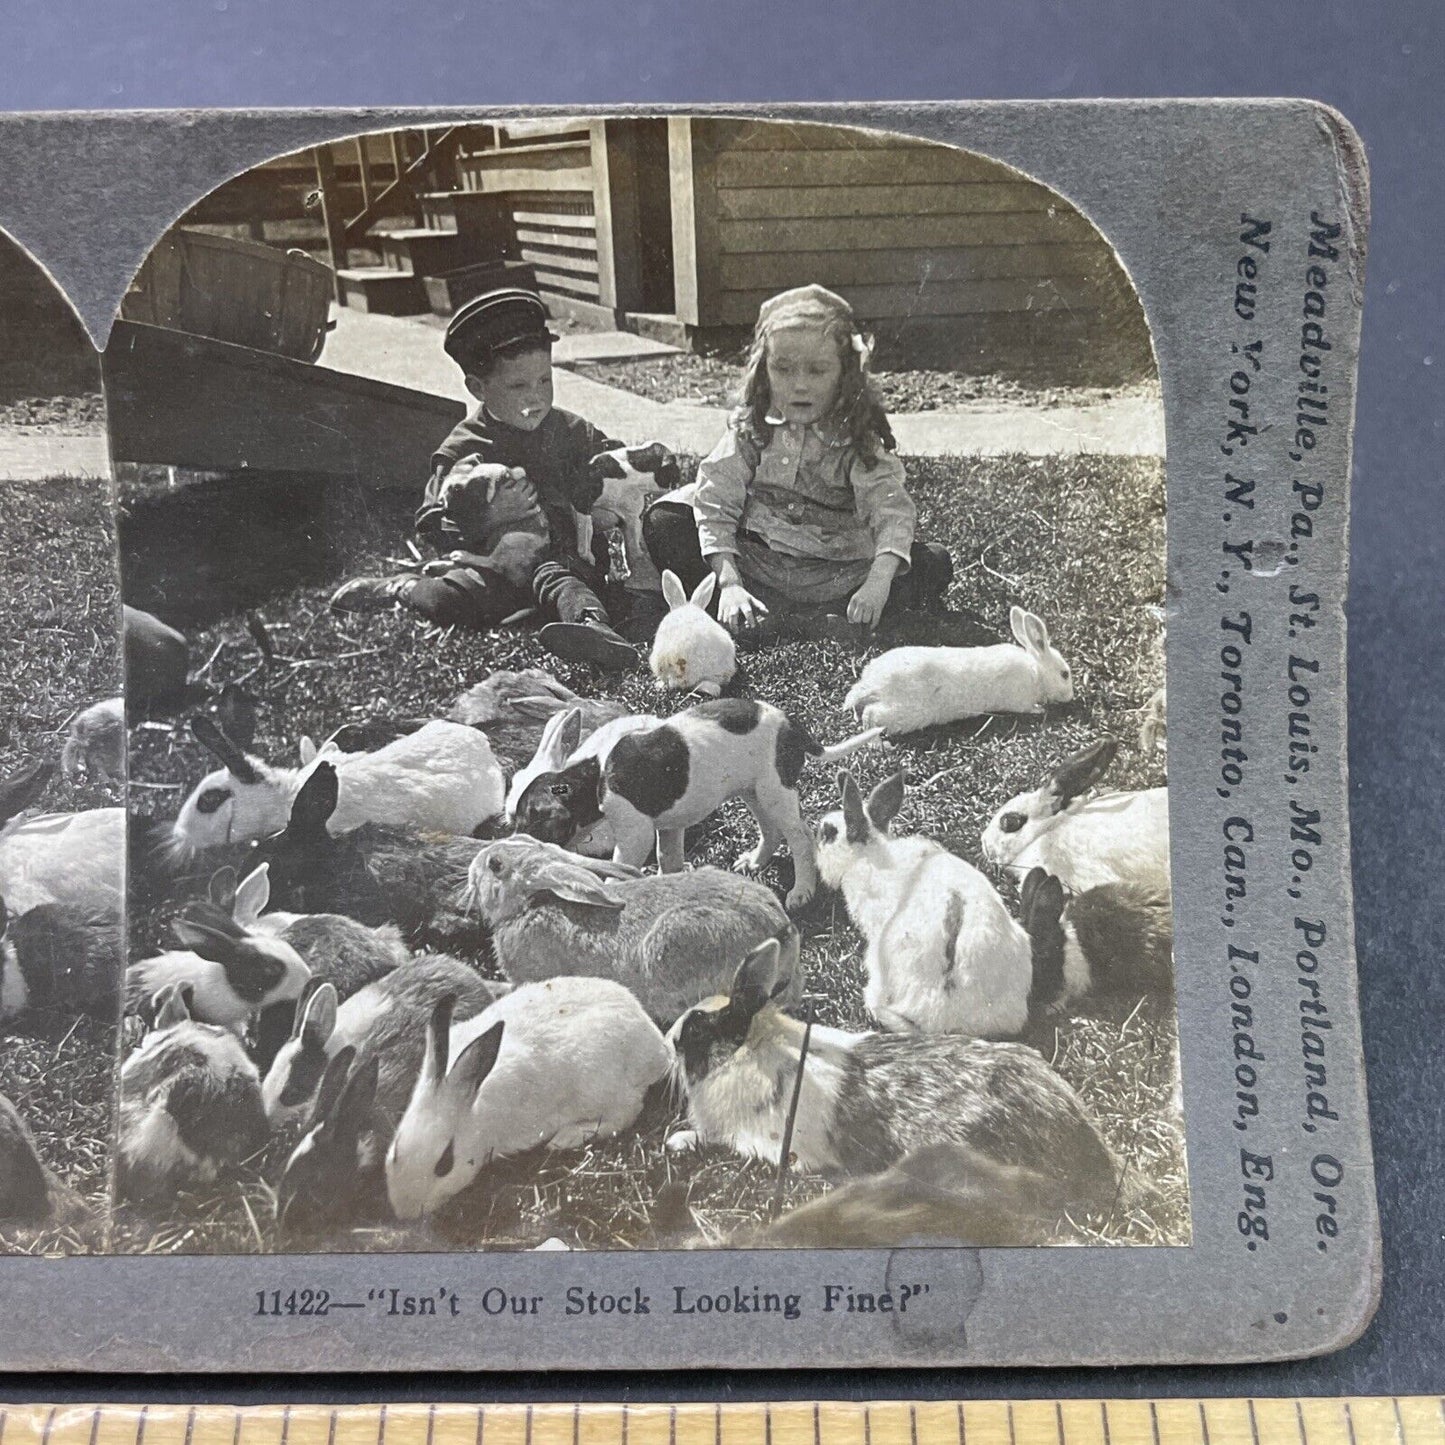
[
  {"x1": 452, "y1": 1020, "x2": 505, "y2": 1101},
  {"x1": 1048, "y1": 740, "x2": 1119, "y2": 810},
  {"x1": 1018, "y1": 610, "x2": 1050, "y2": 653},
  {"x1": 299, "y1": 737, "x2": 318, "y2": 766},
  {"x1": 208, "y1": 865, "x2": 238, "y2": 911},
  {"x1": 661, "y1": 571, "x2": 687, "y2": 611},
  {"x1": 154, "y1": 981, "x2": 193, "y2": 1029},
  {"x1": 310, "y1": 1044, "x2": 357, "y2": 1129},
  {"x1": 731, "y1": 936, "x2": 782, "y2": 1017},
  {"x1": 689, "y1": 573, "x2": 718, "y2": 610},
  {"x1": 299, "y1": 983, "x2": 338, "y2": 1049},
  {"x1": 0, "y1": 759, "x2": 53, "y2": 825},
  {"x1": 422, "y1": 994, "x2": 457, "y2": 1084},
  {"x1": 866, "y1": 770, "x2": 906, "y2": 831},
  {"x1": 1009, "y1": 605, "x2": 1030, "y2": 648},
  {"x1": 523, "y1": 853, "x2": 627, "y2": 911},
  {"x1": 840, "y1": 772, "x2": 870, "y2": 845},
  {"x1": 287, "y1": 762, "x2": 338, "y2": 837},
  {"x1": 331, "y1": 1054, "x2": 380, "y2": 1138},
  {"x1": 232, "y1": 863, "x2": 270, "y2": 926},
  {"x1": 216, "y1": 684, "x2": 258, "y2": 751},
  {"x1": 191, "y1": 716, "x2": 260, "y2": 784}
]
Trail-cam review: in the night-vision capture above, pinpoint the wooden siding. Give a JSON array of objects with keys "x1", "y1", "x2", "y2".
[{"x1": 673, "y1": 118, "x2": 1150, "y2": 377}]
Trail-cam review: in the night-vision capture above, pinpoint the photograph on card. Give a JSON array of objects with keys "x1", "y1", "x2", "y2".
[
  {"x1": 100, "y1": 115, "x2": 1183, "y2": 1255},
  {"x1": 0, "y1": 228, "x2": 122, "y2": 1254}
]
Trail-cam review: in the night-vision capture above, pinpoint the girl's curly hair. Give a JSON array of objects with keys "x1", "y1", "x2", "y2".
[{"x1": 732, "y1": 313, "x2": 896, "y2": 465}]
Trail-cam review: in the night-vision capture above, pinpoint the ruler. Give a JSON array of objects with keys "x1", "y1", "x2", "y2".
[{"x1": 0, "y1": 1401, "x2": 1440, "y2": 1445}]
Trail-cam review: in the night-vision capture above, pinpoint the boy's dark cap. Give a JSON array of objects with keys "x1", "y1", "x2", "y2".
[{"x1": 444, "y1": 287, "x2": 559, "y2": 369}]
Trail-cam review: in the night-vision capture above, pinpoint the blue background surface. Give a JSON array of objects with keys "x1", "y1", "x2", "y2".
[{"x1": 0, "y1": 0, "x2": 1439, "y2": 1398}]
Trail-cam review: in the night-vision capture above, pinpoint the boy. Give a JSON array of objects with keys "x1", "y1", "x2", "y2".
[{"x1": 330, "y1": 286, "x2": 654, "y2": 671}]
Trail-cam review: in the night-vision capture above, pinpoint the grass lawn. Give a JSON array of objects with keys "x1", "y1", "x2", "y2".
[
  {"x1": 0, "y1": 474, "x2": 122, "y2": 1254},
  {"x1": 119, "y1": 444, "x2": 1183, "y2": 1255}
]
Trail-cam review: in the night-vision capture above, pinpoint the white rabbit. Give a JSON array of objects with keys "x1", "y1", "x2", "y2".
[
  {"x1": 117, "y1": 982, "x2": 268, "y2": 1203},
  {"x1": 981, "y1": 739, "x2": 1169, "y2": 891},
  {"x1": 666, "y1": 937, "x2": 1129, "y2": 1220},
  {"x1": 842, "y1": 607, "x2": 1073, "y2": 735},
  {"x1": 466, "y1": 836, "x2": 801, "y2": 1026},
  {"x1": 0, "y1": 760, "x2": 123, "y2": 918},
  {"x1": 507, "y1": 707, "x2": 660, "y2": 858},
  {"x1": 125, "y1": 900, "x2": 311, "y2": 1033},
  {"x1": 260, "y1": 954, "x2": 508, "y2": 1129},
  {"x1": 649, "y1": 571, "x2": 737, "y2": 698},
  {"x1": 386, "y1": 977, "x2": 671, "y2": 1220},
  {"x1": 170, "y1": 715, "x2": 503, "y2": 858},
  {"x1": 61, "y1": 697, "x2": 126, "y2": 784},
  {"x1": 816, "y1": 770, "x2": 1032, "y2": 1038},
  {"x1": 1019, "y1": 867, "x2": 1173, "y2": 1013}
]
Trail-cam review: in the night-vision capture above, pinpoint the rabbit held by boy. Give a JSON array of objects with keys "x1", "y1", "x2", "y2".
[
  {"x1": 843, "y1": 607, "x2": 1073, "y2": 736},
  {"x1": 667, "y1": 936, "x2": 1127, "y2": 1216},
  {"x1": 466, "y1": 836, "x2": 801, "y2": 1027},
  {"x1": 816, "y1": 770, "x2": 1033, "y2": 1038}
]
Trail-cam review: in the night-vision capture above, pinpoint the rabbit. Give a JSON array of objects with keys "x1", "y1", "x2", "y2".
[
  {"x1": 275, "y1": 1047, "x2": 390, "y2": 1235},
  {"x1": 0, "y1": 761, "x2": 124, "y2": 919},
  {"x1": 666, "y1": 936, "x2": 1128, "y2": 1216},
  {"x1": 448, "y1": 669, "x2": 628, "y2": 771},
  {"x1": 247, "y1": 763, "x2": 491, "y2": 962},
  {"x1": 1019, "y1": 867, "x2": 1174, "y2": 1014},
  {"x1": 0, "y1": 1092, "x2": 67, "y2": 1224},
  {"x1": 116, "y1": 982, "x2": 269, "y2": 1204},
  {"x1": 749, "y1": 1141, "x2": 1084, "y2": 1248},
  {"x1": 61, "y1": 697, "x2": 126, "y2": 785},
  {"x1": 579, "y1": 443, "x2": 679, "y2": 592},
  {"x1": 465, "y1": 836, "x2": 802, "y2": 1026},
  {"x1": 123, "y1": 604, "x2": 189, "y2": 712},
  {"x1": 125, "y1": 900, "x2": 311, "y2": 1033},
  {"x1": 815, "y1": 770, "x2": 1032, "y2": 1038},
  {"x1": 511, "y1": 697, "x2": 881, "y2": 911},
  {"x1": 0, "y1": 894, "x2": 123, "y2": 1021},
  {"x1": 210, "y1": 862, "x2": 407, "y2": 999},
  {"x1": 169, "y1": 714, "x2": 503, "y2": 860},
  {"x1": 842, "y1": 607, "x2": 1073, "y2": 735},
  {"x1": 649, "y1": 571, "x2": 737, "y2": 698},
  {"x1": 386, "y1": 976, "x2": 672, "y2": 1220},
  {"x1": 508, "y1": 707, "x2": 660, "y2": 858},
  {"x1": 260, "y1": 954, "x2": 510, "y2": 1130},
  {"x1": 981, "y1": 739, "x2": 1169, "y2": 891}
]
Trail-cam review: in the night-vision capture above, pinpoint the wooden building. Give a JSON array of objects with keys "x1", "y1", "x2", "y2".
[{"x1": 180, "y1": 117, "x2": 1154, "y2": 384}]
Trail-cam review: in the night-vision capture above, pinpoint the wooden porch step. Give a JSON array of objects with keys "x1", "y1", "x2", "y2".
[
  {"x1": 373, "y1": 226, "x2": 483, "y2": 276},
  {"x1": 335, "y1": 266, "x2": 429, "y2": 315},
  {"x1": 419, "y1": 189, "x2": 507, "y2": 238},
  {"x1": 422, "y1": 259, "x2": 539, "y2": 317}
]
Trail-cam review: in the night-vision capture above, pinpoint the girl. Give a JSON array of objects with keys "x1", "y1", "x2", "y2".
[{"x1": 642, "y1": 284, "x2": 953, "y2": 635}]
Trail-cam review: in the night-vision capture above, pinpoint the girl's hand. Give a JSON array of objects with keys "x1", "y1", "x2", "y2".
[
  {"x1": 847, "y1": 572, "x2": 894, "y2": 631},
  {"x1": 718, "y1": 582, "x2": 769, "y2": 631}
]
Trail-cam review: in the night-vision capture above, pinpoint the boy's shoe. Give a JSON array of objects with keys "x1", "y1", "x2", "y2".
[
  {"x1": 329, "y1": 573, "x2": 419, "y2": 614},
  {"x1": 539, "y1": 612, "x2": 637, "y2": 672},
  {"x1": 619, "y1": 589, "x2": 670, "y2": 644}
]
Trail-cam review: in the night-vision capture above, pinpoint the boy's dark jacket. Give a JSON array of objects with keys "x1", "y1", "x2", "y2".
[{"x1": 418, "y1": 407, "x2": 620, "y2": 582}]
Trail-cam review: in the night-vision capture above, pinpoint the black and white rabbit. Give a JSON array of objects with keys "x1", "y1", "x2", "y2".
[
  {"x1": 274, "y1": 1047, "x2": 389, "y2": 1235},
  {"x1": 667, "y1": 936, "x2": 1128, "y2": 1214},
  {"x1": 116, "y1": 982, "x2": 268, "y2": 1204},
  {"x1": 816, "y1": 769, "x2": 1032, "y2": 1037},
  {"x1": 0, "y1": 894, "x2": 123, "y2": 1021},
  {"x1": 260, "y1": 954, "x2": 509, "y2": 1130},
  {"x1": 1020, "y1": 867, "x2": 1174, "y2": 1013}
]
